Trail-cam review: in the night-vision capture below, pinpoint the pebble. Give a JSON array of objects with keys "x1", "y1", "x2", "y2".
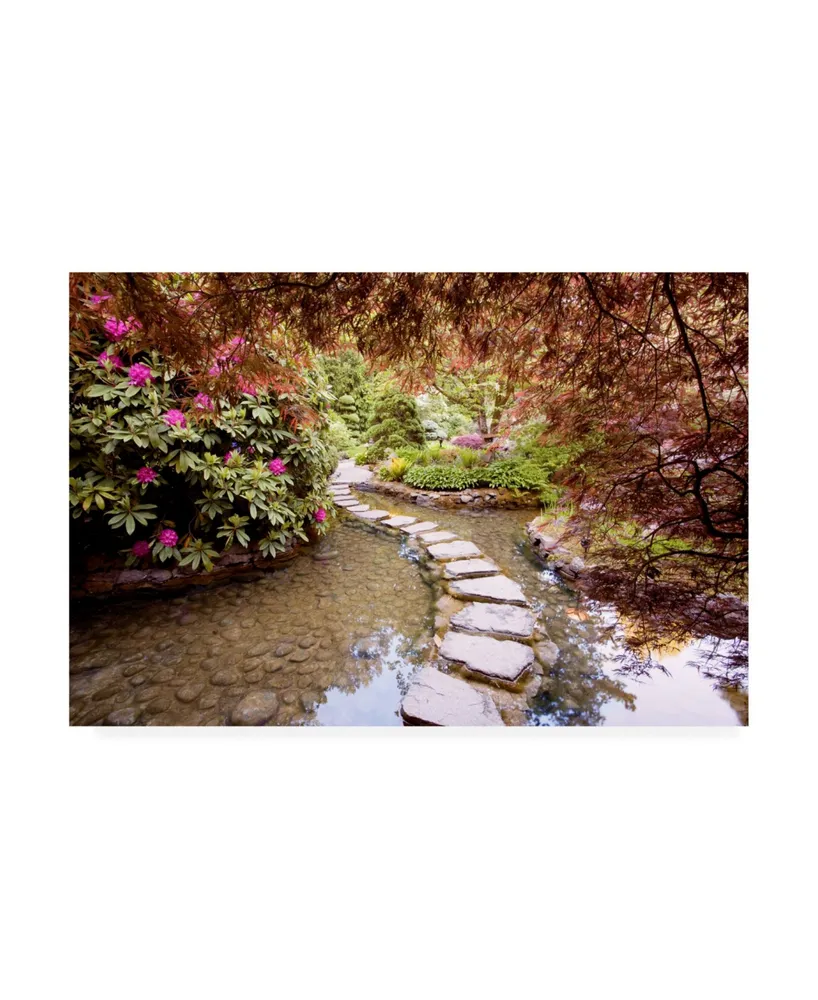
[
  {"x1": 176, "y1": 682, "x2": 206, "y2": 703},
  {"x1": 106, "y1": 707, "x2": 142, "y2": 726}
]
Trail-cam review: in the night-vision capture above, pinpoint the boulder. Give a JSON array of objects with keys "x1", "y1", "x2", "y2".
[
  {"x1": 439, "y1": 631, "x2": 534, "y2": 683},
  {"x1": 428, "y1": 540, "x2": 482, "y2": 561},
  {"x1": 442, "y1": 558, "x2": 500, "y2": 579},
  {"x1": 400, "y1": 667, "x2": 504, "y2": 726},
  {"x1": 449, "y1": 575, "x2": 527, "y2": 606},
  {"x1": 450, "y1": 602, "x2": 536, "y2": 639}
]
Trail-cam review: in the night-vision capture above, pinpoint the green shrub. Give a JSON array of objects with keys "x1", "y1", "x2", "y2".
[
  {"x1": 69, "y1": 338, "x2": 335, "y2": 571},
  {"x1": 326, "y1": 413, "x2": 356, "y2": 454},
  {"x1": 365, "y1": 390, "x2": 425, "y2": 459},
  {"x1": 403, "y1": 465, "x2": 482, "y2": 490},
  {"x1": 378, "y1": 456, "x2": 409, "y2": 482}
]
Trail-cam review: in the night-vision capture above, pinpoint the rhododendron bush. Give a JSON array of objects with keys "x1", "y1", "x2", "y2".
[{"x1": 70, "y1": 298, "x2": 336, "y2": 574}]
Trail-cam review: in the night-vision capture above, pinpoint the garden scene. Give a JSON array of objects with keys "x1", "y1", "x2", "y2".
[{"x1": 69, "y1": 272, "x2": 748, "y2": 727}]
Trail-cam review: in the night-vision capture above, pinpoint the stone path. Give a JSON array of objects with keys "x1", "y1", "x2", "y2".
[{"x1": 327, "y1": 468, "x2": 552, "y2": 727}]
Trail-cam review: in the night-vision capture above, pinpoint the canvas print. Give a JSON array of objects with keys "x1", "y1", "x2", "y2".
[{"x1": 69, "y1": 273, "x2": 748, "y2": 727}]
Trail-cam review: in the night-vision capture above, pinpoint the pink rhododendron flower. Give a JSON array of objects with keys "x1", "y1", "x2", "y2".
[
  {"x1": 136, "y1": 466, "x2": 157, "y2": 484},
  {"x1": 104, "y1": 317, "x2": 129, "y2": 341},
  {"x1": 224, "y1": 451, "x2": 237, "y2": 463},
  {"x1": 98, "y1": 350, "x2": 122, "y2": 369},
  {"x1": 208, "y1": 364, "x2": 221, "y2": 376},
  {"x1": 132, "y1": 540, "x2": 151, "y2": 558},
  {"x1": 158, "y1": 529, "x2": 178, "y2": 547},
  {"x1": 268, "y1": 458, "x2": 286, "y2": 475},
  {"x1": 230, "y1": 336, "x2": 246, "y2": 346},
  {"x1": 129, "y1": 362, "x2": 152, "y2": 386},
  {"x1": 314, "y1": 508, "x2": 327, "y2": 523},
  {"x1": 164, "y1": 409, "x2": 186, "y2": 428},
  {"x1": 194, "y1": 393, "x2": 213, "y2": 410},
  {"x1": 90, "y1": 293, "x2": 111, "y2": 304}
]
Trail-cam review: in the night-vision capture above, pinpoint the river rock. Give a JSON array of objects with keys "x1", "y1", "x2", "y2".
[
  {"x1": 443, "y1": 558, "x2": 500, "y2": 579},
  {"x1": 400, "y1": 667, "x2": 504, "y2": 726},
  {"x1": 401, "y1": 521, "x2": 439, "y2": 534},
  {"x1": 105, "y1": 707, "x2": 142, "y2": 726},
  {"x1": 450, "y1": 602, "x2": 536, "y2": 639},
  {"x1": 176, "y1": 682, "x2": 206, "y2": 703},
  {"x1": 439, "y1": 631, "x2": 534, "y2": 683},
  {"x1": 230, "y1": 691, "x2": 280, "y2": 725},
  {"x1": 381, "y1": 515, "x2": 417, "y2": 528},
  {"x1": 533, "y1": 640, "x2": 560, "y2": 668},
  {"x1": 428, "y1": 540, "x2": 482, "y2": 561},
  {"x1": 449, "y1": 575, "x2": 528, "y2": 606}
]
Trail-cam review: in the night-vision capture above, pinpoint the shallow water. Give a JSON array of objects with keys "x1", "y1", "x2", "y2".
[{"x1": 69, "y1": 486, "x2": 745, "y2": 726}]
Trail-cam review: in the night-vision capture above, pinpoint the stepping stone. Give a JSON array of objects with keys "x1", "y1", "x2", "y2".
[
  {"x1": 428, "y1": 540, "x2": 482, "y2": 561},
  {"x1": 400, "y1": 667, "x2": 504, "y2": 727},
  {"x1": 381, "y1": 515, "x2": 417, "y2": 528},
  {"x1": 439, "y1": 631, "x2": 534, "y2": 683},
  {"x1": 401, "y1": 521, "x2": 439, "y2": 535},
  {"x1": 417, "y1": 531, "x2": 458, "y2": 545},
  {"x1": 348, "y1": 504, "x2": 370, "y2": 512},
  {"x1": 443, "y1": 558, "x2": 500, "y2": 579},
  {"x1": 449, "y1": 575, "x2": 528, "y2": 606},
  {"x1": 451, "y1": 602, "x2": 536, "y2": 640},
  {"x1": 355, "y1": 509, "x2": 390, "y2": 520},
  {"x1": 334, "y1": 498, "x2": 360, "y2": 507}
]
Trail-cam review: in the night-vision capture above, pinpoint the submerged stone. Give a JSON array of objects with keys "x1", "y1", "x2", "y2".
[
  {"x1": 439, "y1": 631, "x2": 534, "y2": 683},
  {"x1": 401, "y1": 521, "x2": 439, "y2": 534},
  {"x1": 400, "y1": 667, "x2": 504, "y2": 727},
  {"x1": 230, "y1": 691, "x2": 280, "y2": 725},
  {"x1": 443, "y1": 558, "x2": 500, "y2": 579},
  {"x1": 428, "y1": 540, "x2": 482, "y2": 561},
  {"x1": 449, "y1": 575, "x2": 528, "y2": 606},
  {"x1": 451, "y1": 602, "x2": 536, "y2": 639}
]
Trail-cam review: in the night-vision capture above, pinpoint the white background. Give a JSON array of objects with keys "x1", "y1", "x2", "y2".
[{"x1": 1, "y1": 1, "x2": 815, "y2": 998}]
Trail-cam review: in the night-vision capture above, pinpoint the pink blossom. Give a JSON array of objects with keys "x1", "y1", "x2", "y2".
[
  {"x1": 90, "y1": 293, "x2": 111, "y2": 304},
  {"x1": 238, "y1": 377, "x2": 257, "y2": 396},
  {"x1": 208, "y1": 364, "x2": 221, "y2": 376},
  {"x1": 129, "y1": 362, "x2": 152, "y2": 386},
  {"x1": 194, "y1": 393, "x2": 213, "y2": 410},
  {"x1": 98, "y1": 350, "x2": 122, "y2": 369},
  {"x1": 314, "y1": 508, "x2": 327, "y2": 523},
  {"x1": 104, "y1": 317, "x2": 129, "y2": 341},
  {"x1": 136, "y1": 466, "x2": 157, "y2": 484},
  {"x1": 224, "y1": 451, "x2": 237, "y2": 463},
  {"x1": 158, "y1": 528, "x2": 178, "y2": 548},
  {"x1": 268, "y1": 458, "x2": 286, "y2": 475},
  {"x1": 132, "y1": 540, "x2": 151, "y2": 558},
  {"x1": 164, "y1": 409, "x2": 186, "y2": 428}
]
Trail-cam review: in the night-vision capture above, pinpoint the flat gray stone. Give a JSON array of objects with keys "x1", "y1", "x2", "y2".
[
  {"x1": 230, "y1": 691, "x2": 279, "y2": 725},
  {"x1": 334, "y1": 498, "x2": 360, "y2": 507},
  {"x1": 443, "y1": 558, "x2": 501, "y2": 579},
  {"x1": 401, "y1": 521, "x2": 439, "y2": 534},
  {"x1": 355, "y1": 509, "x2": 390, "y2": 520},
  {"x1": 417, "y1": 531, "x2": 458, "y2": 545},
  {"x1": 381, "y1": 515, "x2": 417, "y2": 528},
  {"x1": 451, "y1": 602, "x2": 536, "y2": 639},
  {"x1": 347, "y1": 504, "x2": 370, "y2": 512},
  {"x1": 449, "y1": 575, "x2": 528, "y2": 606},
  {"x1": 428, "y1": 540, "x2": 482, "y2": 561},
  {"x1": 439, "y1": 631, "x2": 534, "y2": 682},
  {"x1": 400, "y1": 667, "x2": 504, "y2": 727}
]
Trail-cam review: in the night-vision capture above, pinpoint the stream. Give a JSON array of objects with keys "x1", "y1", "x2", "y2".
[{"x1": 69, "y1": 488, "x2": 745, "y2": 726}]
